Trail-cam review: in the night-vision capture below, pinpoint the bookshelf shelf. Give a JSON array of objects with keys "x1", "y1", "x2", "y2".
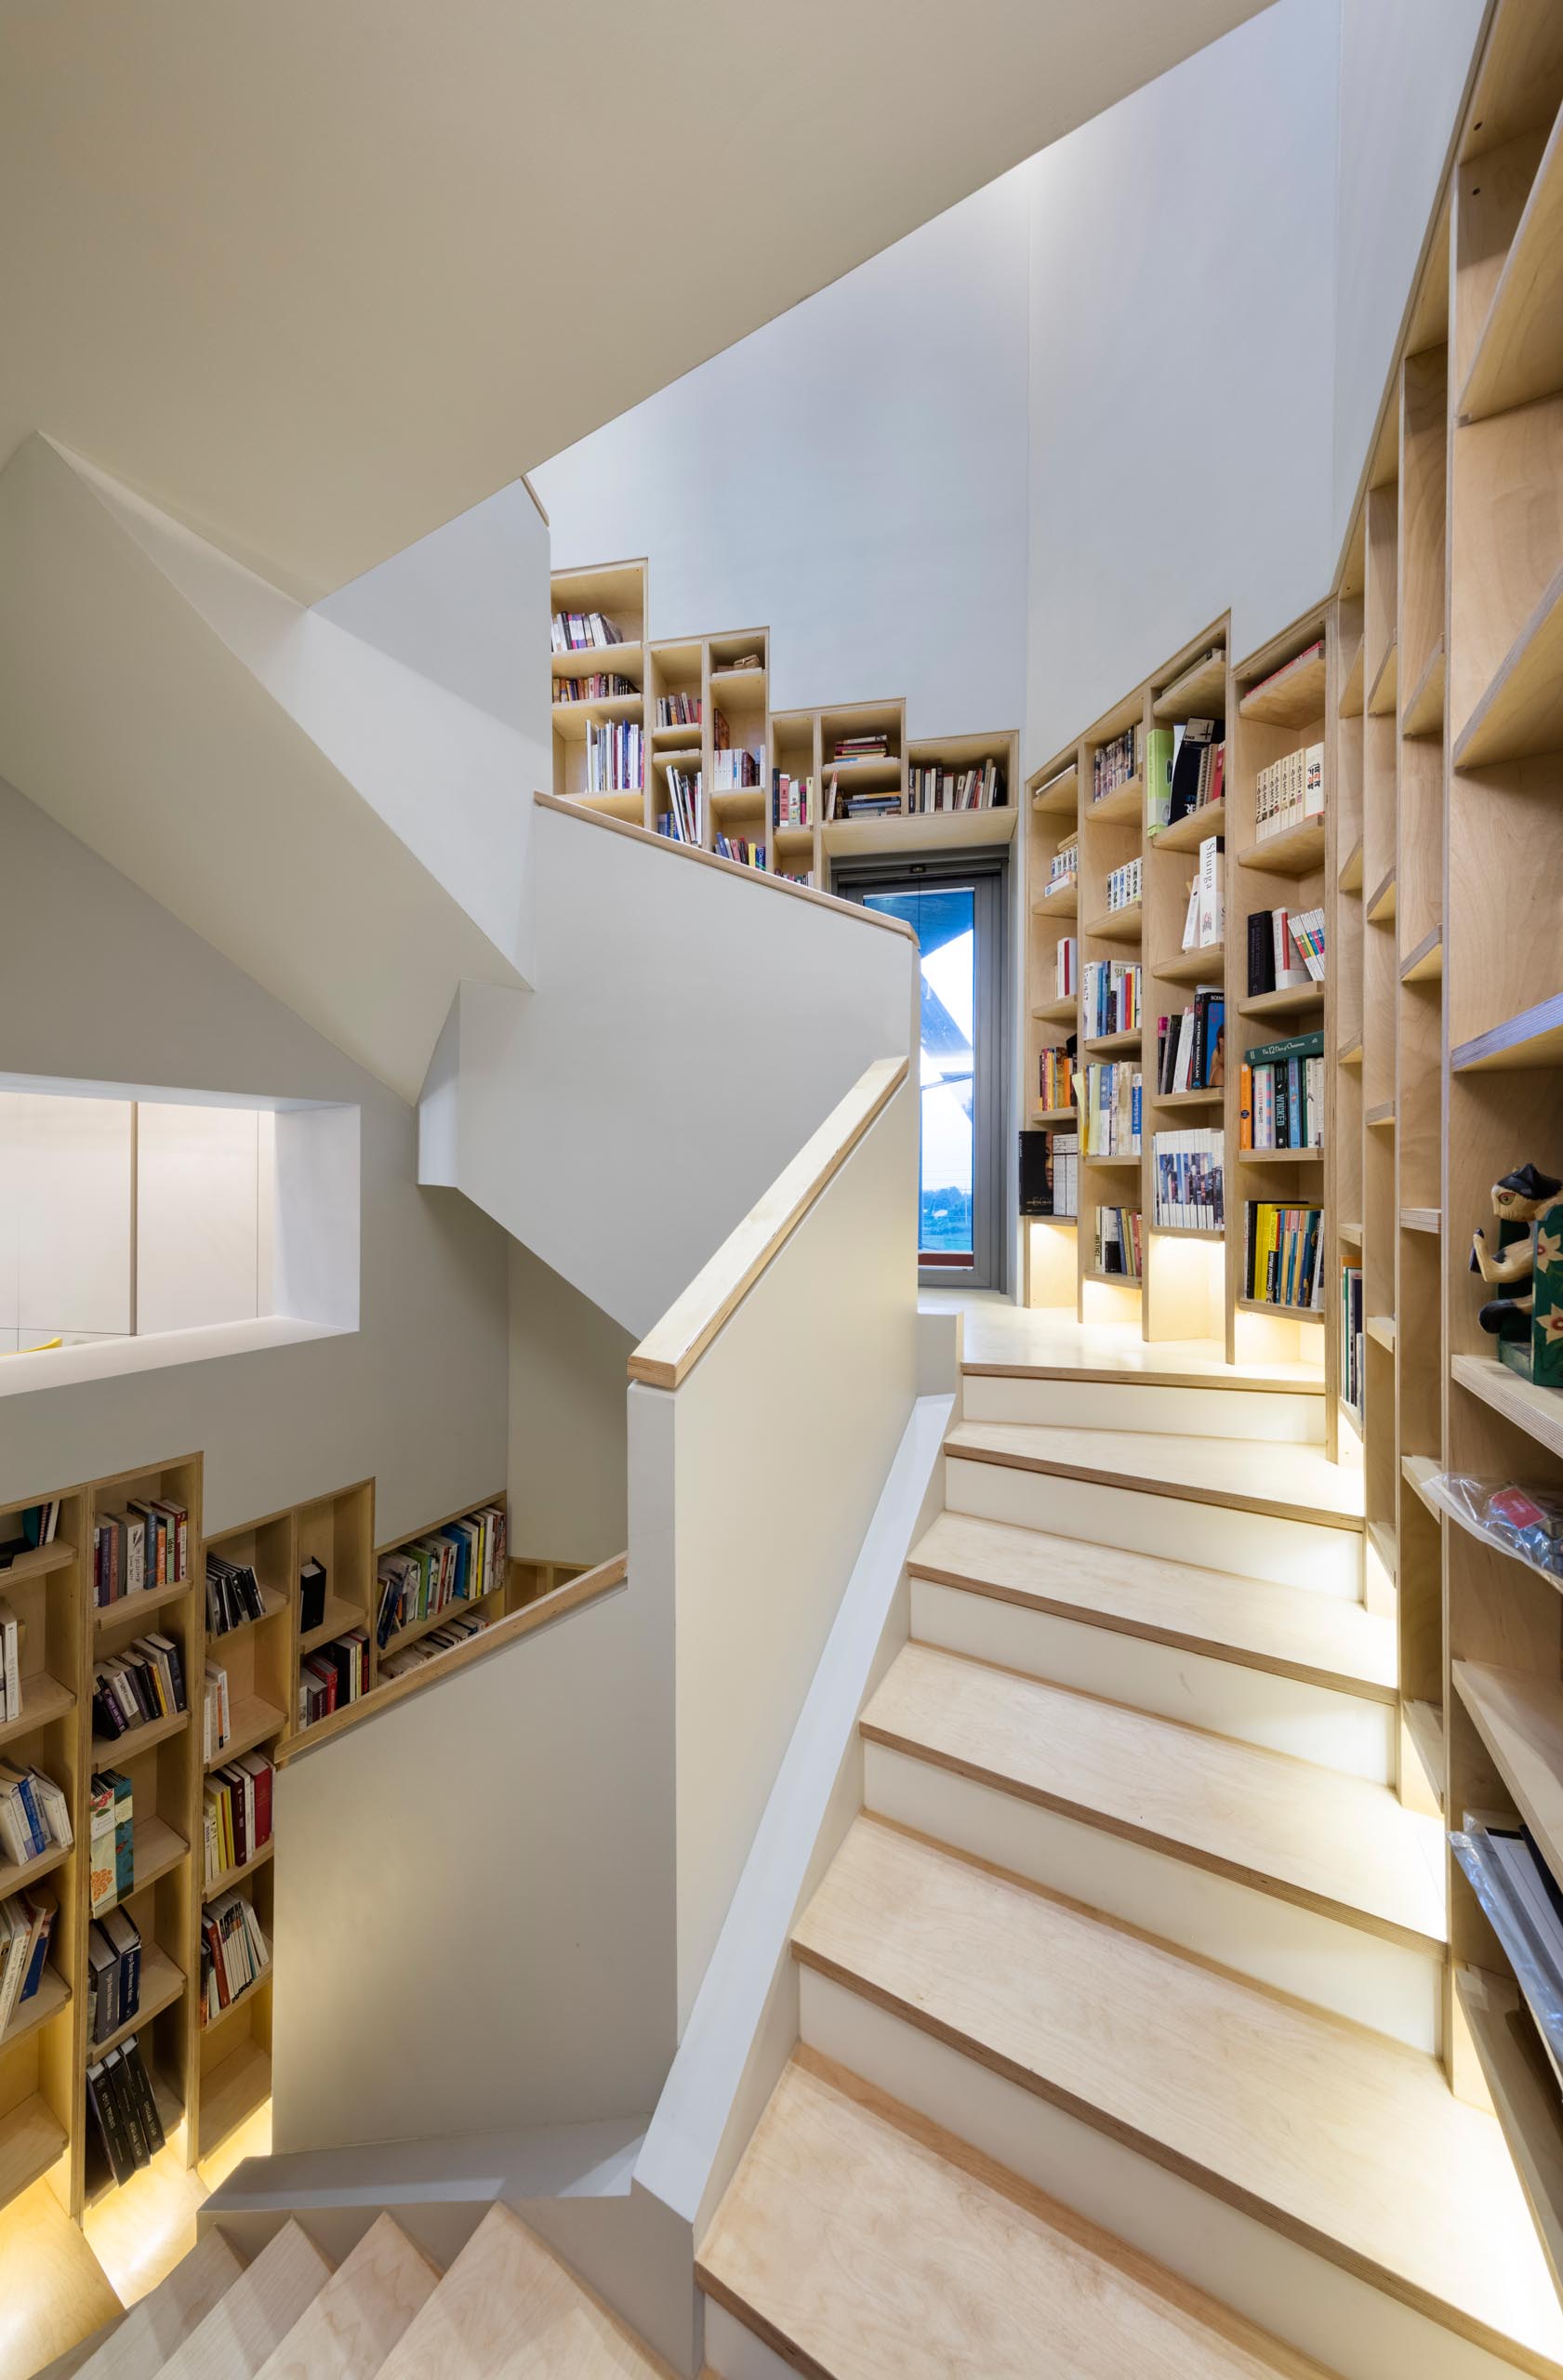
[
  {"x1": 130, "y1": 1815, "x2": 189, "y2": 1893},
  {"x1": 93, "y1": 1705, "x2": 189, "y2": 1761},
  {"x1": 1240, "y1": 1145, "x2": 1325, "y2": 1164},
  {"x1": 201, "y1": 1957, "x2": 271, "y2": 2040},
  {"x1": 1339, "y1": 1038, "x2": 1363, "y2": 1067},
  {"x1": 1458, "y1": 107, "x2": 1563, "y2": 422},
  {"x1": 1238, "y1": 983, "x2": 1325, "y2": 1020},
  {"x1": 1237, "y1": 1297, "x2": 1324, "y2": 1321},
  {"x1": 298, "y1": 1595, "x2": 363, "y2": 1657},
  {"x1": 1452, "y1": 991, "x2": 1563, "y2": 1074},
  {"x1": 1404, "y1": 1699, "x2": 1445, "y2": 1804},
  {"x1": 551, "y1": 691, "x2": 643, "y2": 741},
  {"x1": 1236, "y1": 820, "x2": 1326, "y2": 878},
  {"x1": 1339, "y1": 836, "x2": 1364, "y2": 892},
  {"x1": 204, "y1": 1837, "x2": 275, "y2": 1899},
  {"x1": 94, "y1": 1577, "x2": 192, "y2": 1631},
  {"x1": 1365, "y1": 1101, "x2": 1397, "y2": 1130},
  {"x1": 1400, "y1": 927, "x2": 1443, "y2": 984},
  {"x1": 1400, "y1": 1207, "x2": 1441, "y2": 1233},
  {"x1": 1365, "y1": 869, "x2": 1397, "y2": 923},
  {"x1": 0, "y1": 1541, "x2": 75, "y2": 1587},
  {"x1": 550, "y1": 639, "x2": 643, "y2": 683},
  {"x1": 380, "y1": 1583, "x2": 504, "y2": 1657},
  {"x1": 197, "y1": 2037, "x2": 270, "y2": 2162},
  {"x1": 1082, "y1": 902, "x2": 1143, "y2": 944},
  {"x1": 1365, "y1": 638, "x2": 1399, "y2": 719},
  {"x1": 1087, "y1": 774, "x2": 1143, "y2": 826},
  {"x1": 1033, "y1": 1106, "x2": 1077, "y2": 1127},
  {"x1": 1453, "y1": 1965, "x2": 1563, "y2": 2303},
  {"x1": 1152, "y1": 1224, "x2": 1225, "y2": 1242},
  {"x1": 1156, "y1": 1088, "x2": 1225, "y2": 1109},
  {"x1": 1239, "y1": 643, "x2": 1326, "y2": 727},
  {"x1": 205, "y1": 1695, "x2": 285, "y2": 1770},
  {"x1": 822, "y1": 806, "x2": 1015, "y2": 861},
  {"x1": 1453, "y1": 1660, "x2": 1563, "y2": 1883},
  {"x1": 1085, "y1": 1268, "x2": 1142, "y2": 1289},
  {"x1": 1339, "y1": 1221, "x2": 1363, "y2": 1246},
  {"x1": 1033, "y1": 883, "x2": 1078, "y2": 919},
  {"x1": 1400, "y1": 641, "x2": 1445, "y2": 739},
  {"x1": 90, "y1": 1944, "x2": 184, "y2": 2062},
  {"x1": 1339, "y1": 637, "x2": 1366, "y2": 719},
  {"x1": 0, "y1": 1672, "x2": 73, "y2": 1750},
  {"x1": 1152, "y1": 800, "x2": 1225, "y2": 854},
  {"x1": 1367, "y1": 1520, "x2": 1397, "y2": 1581},
  {"x1": 1153, "y1": 647, "x2": 1226, "y2": 721},
  {"x1": 1402, "y1": 1454, "x2": 1442, "y2": 1516},
  {"x1": 1365, "y1": 1314, "x2": 1397, "y2": 1351},
  {"x1": 1032, "y1": 997, "x2": 1077, "y2": 1025},
  {"x1": 1452, "y1": 560, "x2": 1563, "y2": 769},
  {"x1": 1154, "y1": 943, "x2": 1225, "y2": 985},
  {"x1": 1083, "y1": 1154, "x2": 1141, "y2": 1170},
  {"x1": 0, "y1": 1837, "x2": 70, "y2": 1901},
  {"x1": 1032, "y1": 765, "x2": 1080, "y2": 815},
  {"x1": 0, "y1": 2097, "x2": 68, "y2": 2211},
  {"x1": 1452, "y1": 1352, "x2": 1563, "y2": 1462},
  {"x1": 208, "y1": 1585, "x2": 288, "y2": 1640},
  {"x1": 1085, "y1": 1030, "x2": 1141, "y2": 1055},
  {"x1": 0, "y1": 1963, "x2": 68, "y2": 2052}
]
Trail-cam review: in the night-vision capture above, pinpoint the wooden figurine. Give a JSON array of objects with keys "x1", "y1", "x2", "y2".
[{"x1": 1471, "y1": 1163, "x2": 1563, "y2": 1377}]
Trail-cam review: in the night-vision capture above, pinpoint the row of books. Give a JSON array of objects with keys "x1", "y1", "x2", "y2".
[
  {"x1": 206, "y1": 1553, "x2": 268, "y2": 1639},
  {"x1": 778, "y1": 868, "x2": 815, "y2": 889},
  {"x1": 1238, "y1": 1031, "x2": 1324, "y2": 1150},
  {"x1": 1341, "y1": 1263, "x2": 1364, "y2": 1420},
  {"x1": 94, "y1": 1498, "x2": 190, "y2": 1606},
  {"x1": 906, "y1": 761, "x2": 1008, "y2": 813},
  {"x1": 656, "y1": 692, "x2": 700, "y2": 726},
  {"x1": 89, "y1": 1769, "x2": 134, "y2": 1913},
  {"x1": 657, "y1": 769, "x2": 701, "y2": 844},
  {"x1": 87, "y1": 1906, "x2": 141, "y2": 2045},
  {"x1": 204, "y1": 1752, "x2": 274, "y2": 1889},
  {"x1": 714, "y1": 837, "x2": 766, "y2": 869},
  {"x1": 1157, "y1": 989, "x2": 1225, "y2": 1096},
  {"x1": 204, "y1": 1665, "x2": 235, "y2": 1764},
  {"x1": 0, "y1": 1501, "x2": 61, "y2": 1573},
  {"x1": 1106, "y1": 854, "x2": 1142, "y2": 914},
  {"x1": 1255, "y1": 743, "x2": 1324, "y2": 841},
  {"x1": 1247, "y1": 905, "x2": 1326, "y2": 996},
  {"x1": 1038, "y1": 1049, "x2": 1075, "y2": 1113},
  {"x1": 1027, "y1": 1130, "x2": 1080, "y2": 1221},
  {"x1": 86, "y1": 2033, "x2": 166, "y2": 2188},
  {"x1": 710, "y1": 747, "x2": 761, "y2": 791},
  {"x1": 1083, "y1": 1063, "x2": 1141, "y2": 1158},
  {"x1": 832, "y1": 732, "x2": 891, "y2": 761},
  {"x1": 1148, "y1": 717, "x2": 1225, "y2": 834},
  {"x1": 1154, "y1": 1130, "x2": 1225, "y2": 1229},
  {"x1": 375, "y1": 1506, "x2": 507, "y2": 1650},
  {"x1": 1048, "y1": 838, "x2": 1078, "y2": 892},
  {"x1": 0, "y1": 1759, "x2": 72, "y2": 1870},
  {"x1": 773, "y1": 772, "x2": 813, "y2": 830},
  {"x1": 200, "y1": 1887, "x2": 270, "y2": 2026},
  {"x1": 0, "y1": 1888, "x2": 56, "y2": 2038},
  {"x1": 299, "y1": 1630, "x2": 369, "y2": 1730},
  {"x1": 1093, "y1": 725, "x2": 1137, "y2": 802},
  {"x1": 1244, "y1": 1203, "x2": 1325, "y2": 1311},
  {"x1": 0, "y1": 1601, "x2": 21, "y2": 1725},
  {"x1": 550, "y1": 609, "x2": 624, "y2": 653},
  {"x1": 1179, "y1": 835, "x2": 1225, "y2": 953},
  {"x1": 830, "y1": 791, "x2": 901, "y2": 822},
  {"x1": 1094, "y1": 1208, "x2": 1143, "y2": 1279},
  {"x1": 380, "y1": 1608, "x2": 491, "y2": 1684},
  {"x1": 1084, "y1": 959, "x2": 1140, "y2": 1041},
  {"x1": 93, "y1": 1635, "x2": 186, "y2": 1745},
  {"x1": 585, "y1": 721, "x2": 643, "y2": 794},
  {"x1": 556, "y1": 672, "x2": 636, "y2": 703},
  {"x1": 1054, "y1": 937, "x2": 1077, "y2": 999}
]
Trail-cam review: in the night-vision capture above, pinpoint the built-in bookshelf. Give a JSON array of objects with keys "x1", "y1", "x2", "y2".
[
  {"x1": 0, "y1": 1459, "x2": 573, "y2": 2233},
  {"x1": 550, "y1": 563, "x2": 1015, "y2": 881}
]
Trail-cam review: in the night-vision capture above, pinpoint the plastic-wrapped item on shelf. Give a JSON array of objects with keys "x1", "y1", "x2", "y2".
[
  {"x1": 1422, "y1": 1471, "x2": 1563, "y2": 1583},
  {"x1": 1451, "y1": 1820, "x2": 1563, "y2": 2090}
]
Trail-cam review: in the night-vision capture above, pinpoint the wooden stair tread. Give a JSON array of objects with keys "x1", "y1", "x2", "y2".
[
  {"x1": 74, "y1": 2229, "x2": 247, "y2": 2380},
  {"x1": 161, "y1": 2221, "x2": 335, "y2": 2380},
  {"x1": 945, "y1": 1421, "x2": 1364, "y2": 1527},
  {"x1": 378, "y1": 2204, "x2": 673, "y2": 2379},
  {"x1": 252, "y1": 2215, "x2": 439, "y2": 2380},
  {"x1": 863, "y1": 1644, "x2": 1443, "y2": 1947},
  {"x1": 793, "y1": 1820, "x2": 1563, "y2": 2373},
  {"x1": 908, "y1": 1513, "x2": 1395, "y2": 1698},
  {"x1": 699, "y1": 2049, "x2": 1336, "y2": 2380}
]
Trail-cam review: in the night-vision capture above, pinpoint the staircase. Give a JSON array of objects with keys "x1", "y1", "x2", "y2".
[
  {"x1": 698, "y1": 1350, "x2": 1563, "y2": 2380},
  {"x1": 39, "y1": 2206, "x2": 677, "y2": 2380}
]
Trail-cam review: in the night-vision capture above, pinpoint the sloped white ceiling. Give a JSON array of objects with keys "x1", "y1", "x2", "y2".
[{"x1": 0, "y1": 0, "x2": 1270, "y2": 599}]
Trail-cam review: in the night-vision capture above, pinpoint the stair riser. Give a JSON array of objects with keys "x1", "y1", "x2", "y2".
[
  {"x1": 863, "y1": 1746, "x2": 1440, "y2": 2053},
  {"x1": 962, "y1": 1373, "x2": 1324, "y2": 1443},
  {"x1": 703, "y1": 2299, "x2": 801, "y2": 2380},
  {"x1": 910, "y1": 1579, "x2": 1395, "y2": 1782},
  {"x1": 797, "y1": 1965, "x2": 1516, "y2": 2380},
  {"x1": 946, "y1": 1456, "x2": 1362, "y2": 1595}
]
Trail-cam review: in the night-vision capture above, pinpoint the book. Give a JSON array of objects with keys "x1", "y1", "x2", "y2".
[
  {"x1": 656, "y1": 770, "x2": 700, "y2": 843},
  {"x1": 298, "y1": 1557, "x2": 327, "y2": 1636},
  {"x1": 555, "y1": 671, "x2": 636, "y2": 704},
  {"x1": 1153, "y1": 1130, "x2": 1225, "y2": 1231},
  {"x1": 1156, "y1": 989, "x2": 1225, "y2": 1096},
  {"x1": 1246, "y1": 906, "x2": 1324, "y2": 995},
  {"x1": 199, "y1": 1887, "x2": 271, "y2": 2025},
  {"x1": 1254, "y1": 741, "x2": 1324, "y2": 841},
  {"x1": 656, "y1": 692, "x2": 701, "y2": 728},
  {"x1": 771, "y1": 772, "x2": 814, "y2": 831},
  {"x1": 0, "y1": 1597, "x2": 19, "y2": 1725},
  {"x1": 1341, "y1": 1263, "x2": 1364, "y2": 1420},
  {"x1": 1105, "y1": 855, "x2": 1142, "y2": 914},
  {"x1": 585, "y1": 720, "x2": 643, "y2": 794},
  {"x1": 85, "y1": 2033, "x2": 164, "y2": 2190},
  {"x1": 1037, "y1": 1049, "x2": 1075, "y2": 1113},
  {"x1": 205, "y1": 1554, "x2": 266, "y2": 1637},
  {"x1": 1092, "y1": 726, "x2": 1137, "y2": 804},
  {"x1": 550, "y1": 609, "x2": 624, "y2": 654},
  {"x1": 1082, "y1": 960, "x2": 1140, "y2": 1042},
  {"x1": 1054, "y1": 937, "x2": 1077, "y2": 1000},
  {"x1": 1163, "y1": 718, "x2": 1224, "y2": 828},
  {"x1": 1144, "y1": 728, "x2": 1174, "y2": 833},
  {"x1": 0, "y1": 1761, "x2": 72, "y2": 1869},
  {"x1": 907, "y1": 760, "x2": 1007, "y2": 813},
  {"x1": 1093, "y1": 1207, "x2": 1143, "y2": 1278}
]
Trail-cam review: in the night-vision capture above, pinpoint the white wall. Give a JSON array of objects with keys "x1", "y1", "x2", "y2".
[
  {"x1": 1331, "y1": 0, "x2": 1487, "y2": 552},
  {"x1": 1025, "y1": 0, "x2": 1338, "y2": 762},
  {"x1": 0, "y1": 1091, "x2": 133, "y2": 1348},
  {"x1": 0, "y1": 779, "x2": 508, "y2": 1544},
  {"x1": 508, "y1": 1239, "x2": 633, "y2": 1567},
  {"x1": 533, "y1": 172, "x2": 1033, "y2": 740}
]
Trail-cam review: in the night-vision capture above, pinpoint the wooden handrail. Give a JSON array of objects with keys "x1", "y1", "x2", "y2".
[
  {"x1": 628, "y1": 1055, "x2": 909, "y2": 1391},
  {"x1": 533, "y1": 790, "x2": 915, "y2": 941},
  {"x1": 274, "y1": 1551, "x2": 627, "y2": 1765}
]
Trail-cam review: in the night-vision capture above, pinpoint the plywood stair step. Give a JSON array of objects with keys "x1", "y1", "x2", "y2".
[
  {"x1": 252, "y1": 2215, "x2": 440, "y2": 2380},
  {"x1": 793, "y1": 1818, "x2": 1563, "y2": 2375},
  {"x1": 160, "y1": 2220, "x2": 335, "y2": 2380},
  {"x1": 67, "y1": 2228, "x2": 248, "y2": 2380},
  {"x1": 944, "y1": 1420, "x2": 1365, "y2": 1528},
  {"x1": 699, "y1": 2047, "x2": 1342, "y2": 2379},
  {"x1": 862, "y1": 1642, "x2": 1443, "y2": 1947},
  {"x1": 908, "y1": 1512, "x2": 1395, "y2": 1698},
  {"x1": 376, "y1": 2202, "x2": 674, "y2": 2378}
]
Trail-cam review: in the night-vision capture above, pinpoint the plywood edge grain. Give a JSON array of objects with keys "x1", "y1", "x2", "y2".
[{"x1": 629, "y1": 1056, "x2": 908, "y2": 1390}]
